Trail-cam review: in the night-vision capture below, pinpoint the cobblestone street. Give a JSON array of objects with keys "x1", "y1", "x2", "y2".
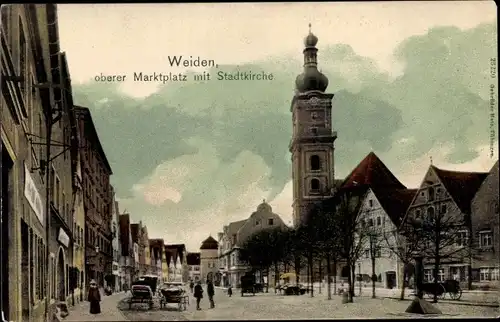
[{"x1": 111, "y1": 287, "x2": 499, "y2": 320}]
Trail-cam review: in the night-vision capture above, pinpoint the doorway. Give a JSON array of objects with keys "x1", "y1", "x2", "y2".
[
  {"x1": 58, "y1": 249, "x2": 65, "y2": 301},
  {"x1": 385, "y1": 271, "x2": 397, "y2": 289},
  {"x1": 1, "y1": 146, "x2": 13, "y2": 320}
]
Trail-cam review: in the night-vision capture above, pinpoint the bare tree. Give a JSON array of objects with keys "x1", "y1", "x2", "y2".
[
  {"x1": 383, "y1": 224, "x2": 421, "y2": 300},
  {"x1": 331, "y1": 185, "x2": 369, "y2": 302},
  {"x1": 401, "y1": 200, "x2": 475, "y2": 303}
]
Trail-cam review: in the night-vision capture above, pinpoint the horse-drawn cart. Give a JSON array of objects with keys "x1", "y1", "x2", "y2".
[
  {"x1": 421, "y1": 279, "x2": 462, "y2": 300},
  {"x1": 128, "y1": 284, "x2": 154, "y2": 309},
  {"x1": 159, "y1": 282, "x2": 189, "y2": 311}
]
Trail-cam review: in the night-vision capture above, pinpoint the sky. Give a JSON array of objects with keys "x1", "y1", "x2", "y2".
[{"x1": 57, "y1": 2, "x2": 498, "y2": 251}]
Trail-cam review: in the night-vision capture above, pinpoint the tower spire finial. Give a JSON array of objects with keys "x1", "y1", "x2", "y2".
[
  {"x1": 430, "y1": 156, "x2": 433, "y2": 165},
  {"x1": 308, "y1": 23, "x2": 312, "y2": 33}
]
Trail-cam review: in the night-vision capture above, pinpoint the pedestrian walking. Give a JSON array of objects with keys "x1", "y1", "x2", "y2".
[
  {"x1": 194, "y1": 281, "x2": 203, "y2": 310},
  {"x1": 227, "y1": 285, "x2": 233, "y2": 297},
  {"x1": 207, "y1": 280, "x2": 215, "y2": 308},
  {"x1": 190, "y1": 280, "x2": 195, "y2": 293},
  {"x1": 87, "y1": 280, "x2": 101, "y2": 315}
]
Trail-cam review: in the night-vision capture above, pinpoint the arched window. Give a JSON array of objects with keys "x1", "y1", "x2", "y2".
[
  {"x1": 310, "y1": 178, "x2": 320, "y2": 191},
  {"x1": 428, "y1": 187, "x2": 435, "y2": 201},
  {"x1": 310, "y1": 155, "x2": 321, "y2": 171}
]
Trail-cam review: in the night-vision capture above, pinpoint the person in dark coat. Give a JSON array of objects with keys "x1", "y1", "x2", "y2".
[
  {"x1": 193, "y1": 281, "x2": 203, "y2": 310},
  {"x1": 87, "y1": 280, "x2": 101, "y2": 314},
  {"x1": 190, "y1": 280, "x2": 195, "y2": 293},
  {"x1": 227, "y1": 284, "x2": 232, "y2": 297},
  {"x1": 207, "y1": 280, "x2": 215, "y2": 308}
]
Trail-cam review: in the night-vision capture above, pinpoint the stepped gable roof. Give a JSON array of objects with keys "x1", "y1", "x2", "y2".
[
  {"x1": 342, "y1": 152, "x2": 406, "y2": 190},
  {"x1": 200, "y1": 235, "x2": 219, "y2": 250},
  {"x1": 119, "y1": 214, "x2": 131, "y2": 257},
  {"x1": 130, "y1": 224, "x2": 139, "y2": 243},
  {"x1": 165, "y1": 247, "x2": 177, "y2": 266},
  {"x1": 165, "y1": 244, "x2": 186, "y2": 264},
  {"x1": 186, "y1": 252, "x2": 201, "y2": 266},
  {"x1": 431, "y1": 165, "x2": 489, "y2": 215},
  {"x1": 372, "y1": 188, "x2": 418, "y2": 227}
]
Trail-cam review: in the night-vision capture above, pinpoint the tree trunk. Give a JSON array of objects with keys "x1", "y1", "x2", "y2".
[
  {"x1": 274, "y1": 262, "x2": 279, "y2": 293},
  {"x1": 318, "y1": 258, "x2": 322, "y2": 294},
  {"x1": 347, "y1": 260, "x2": 353, "y2": 302},
  {"x1": 433, "y1": 252, "x2": 440, "y2": 303},
  {"x1": 371, "y1": 256, "x2": 376, "y2": 298},
  {"x1": 308, "y1": 252, "x2": 314, "y2": 297},
  {"x1": 294, "y1": 256, "x2": 300, "y2": 286},
  {"x1": 333, "y1": 259, "x2": 338, "y2": 295},
  {"x1": 350, "y1": 264, "x2": 356, "y2": 301},
  {"x1": 400, "y1": 269, "x2": 407, "y2": 300},
  {"x1": 326, "y1": 253, "x2": 332, "y2": 300}
]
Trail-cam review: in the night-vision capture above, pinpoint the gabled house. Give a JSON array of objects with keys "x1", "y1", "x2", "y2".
[
  {"x1": 130, "y1": 224, "x2": 141, "y2": 277},
  {"x1": 218, "y1": 200, "x2": 287, "y2": 287},
  {"x1": 402, "y1": 164, "x2": 488, "y2": 285},
  {"x1": 471, "y1": 160, "x2": 499, "y2": 285},
  {"x1": 149, "y1": 239, "x2": 165, "y2": 284},
  {"x1": 187, "y1": 252, "x2": 201, "y2": 282},
  {"x1": 165, "y1": 244, "x2": 187, "y2": 282},
  {"x1": 344, "y1": 152, "x2": 417, "y2": 288}
]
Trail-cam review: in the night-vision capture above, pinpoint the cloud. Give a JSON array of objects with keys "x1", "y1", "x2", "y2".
[{"x1": 72, "y1": 22, "x2": 497, "y2": 251}]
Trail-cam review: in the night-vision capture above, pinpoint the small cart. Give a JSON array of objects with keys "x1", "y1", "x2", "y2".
[{"x1": 159, "y1": 283, "x2": 189, "y2": 311}]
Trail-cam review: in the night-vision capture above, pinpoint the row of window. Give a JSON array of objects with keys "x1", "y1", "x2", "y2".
[
  {"x1": 85, "y1": 226, "x2": 111, "y2": 254},
  {"x1": 254, "y1": 218, "x2": 274, "y2": 226},
  {"x1": 29, "y1": 229, "x2": 46, "y2": 303},
  {"x1": 415, "y1": 204, "x2": 448, "y2": 219},
  {"x1": 423, "y1": 267, "x2": 499, "y2": 282},
  {"x1": 361, "y1": 216, "x2": 384, "y2": 228},
  {"x1": 73, "y1": 223, "x2": 84, "y2": 246},
  {"x1": 189, "y1": 266, "x2": 201, "y2": 271}
]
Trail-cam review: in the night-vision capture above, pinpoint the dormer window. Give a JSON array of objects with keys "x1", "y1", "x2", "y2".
[
  {"x1": 255, "y1": 220, "x2": 260, "y2": 226},
  {"x1": 268, "y1": 218, "x2": 274, "y2": 226},
  {"x1": 369, "y1": 200, "x2": 373, "y2": 208}
]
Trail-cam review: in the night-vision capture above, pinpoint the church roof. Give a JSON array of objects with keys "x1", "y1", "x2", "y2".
[
  {"x1": 200, "y1": 236, "x2": 219, "y2": 250},
  {"x1": 372, "y1": 188, "x2": 417, "y2": 227},
  {"x1": 342, "y1": 152, "x2": 406, "y2": 190},
  {"x1": 431, "y1": 165, "x2": 488, "y2": 215},
  {"x1": 186, "y1": 252, "x2": 201, "y2": 266}
]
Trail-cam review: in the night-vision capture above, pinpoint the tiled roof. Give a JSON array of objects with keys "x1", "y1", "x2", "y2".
[
  {"x1": 226, "y1": 219, "x2": 247, "y2": 236},
  {"x1": 200, "y1": 236, "x2": 219, "y2": 250},
  {"x1": 432, "y1": 165, "x2": 489, "y2": 215},
  {"x1": 342, "y1": 152, "x2": 406, "y2": 190},
  {"x1": 186, "y1": 252, "x2": 201, "y2": 266},
  {"x1": 130, "y1": 223, "x2": 139, "y2": 243},
  {"x1": 118, "y1": 214, "x2": 131, "y2": 257},
  {"x1": 372, "y1": 188, "x2": 418, "y2": 227}
]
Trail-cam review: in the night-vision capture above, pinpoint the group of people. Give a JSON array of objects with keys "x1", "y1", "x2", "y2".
[
  {"x1": 86, "y1": 278, "x2": 234, "y2": 315},
  {"x1": 190, "y1": 280, "x2": 217, "y2": 310}
]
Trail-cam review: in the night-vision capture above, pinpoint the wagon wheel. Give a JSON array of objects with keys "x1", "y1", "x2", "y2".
[
  {"x1": 449, "y1": 287, "x2": 462, "y2": 300},
  {"x1": 438, "y1": 284, "x2": 446, "y2": 300}
]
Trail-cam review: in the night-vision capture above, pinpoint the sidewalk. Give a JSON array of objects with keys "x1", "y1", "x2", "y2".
[{"x1": 64, "y1": 292, "x2": 128, "y2": 321}]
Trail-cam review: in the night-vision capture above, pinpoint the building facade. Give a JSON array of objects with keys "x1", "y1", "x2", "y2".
[
  {"x1": 200, "y1": 236, "x2": 219, "y2": 284},
  {"x1": 130, "y1": 223, "x2": 141, "y2": 278},
  {"x1": 186, "y1": 252, "x2": 201, "y2": 282},
  {"x1": 118, "y1": 213, "x2": 135, "y2": 288},
  {"x1": 111, "y1": 197, "x2": 120, "y2": 292},
  {"x1": 470, "y1": 161, "x2": 499, "y2": 286},
  {"x1": 403, "y1": 164, "x2": 488, "y2": 286},
  {"x1": 71, "y1": 137, "x2": 86, "y2": 303},
  {"x1": 1, "y1": 5, "x2": 57, "y2": 320},
  {"x1": 75, "y1": 106, "x2": 113, "y2": 289},
  {"x1": 218, "y1": 201, "x2": 287, "y2": 287},
  {"x1": 165, "y1": 244, "x2": 187, "y2": 282},
  {"x1": 290, "y1": 26, "x2": 336, "y2": 227}
]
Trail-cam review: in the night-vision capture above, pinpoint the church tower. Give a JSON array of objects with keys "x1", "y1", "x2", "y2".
[{"x1": 290, "y1": 25, "x2": 337, "y2": 227}]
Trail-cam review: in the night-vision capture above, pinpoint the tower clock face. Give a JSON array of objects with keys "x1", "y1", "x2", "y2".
[{"x1": 309, "y1": 97, "x2": 320, "y2": 106}]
